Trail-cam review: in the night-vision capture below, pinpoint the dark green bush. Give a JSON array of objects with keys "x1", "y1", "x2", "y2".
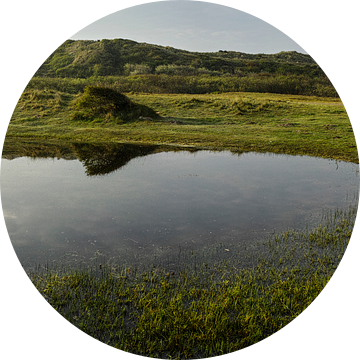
[
  {"x1": 71, "y1": 85, "x2": 158, "y2": 122},
  {"x1": 75, "y1": 85, "x2": 131, "y2": 114},
  {"x1": 70, "y1": 111, "x2": 89, "y2": 121}
]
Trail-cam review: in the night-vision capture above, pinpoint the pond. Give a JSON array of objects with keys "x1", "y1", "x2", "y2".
[{"x1": 1, "y1": 141, "x2": 359, "y2": 270}]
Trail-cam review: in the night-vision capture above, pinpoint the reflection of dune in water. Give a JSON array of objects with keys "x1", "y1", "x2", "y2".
[{"x1": 1, "y1": 139, "x2": 358, "y2": 270}]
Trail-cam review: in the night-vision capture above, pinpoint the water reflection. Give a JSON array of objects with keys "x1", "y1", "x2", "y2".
[
  {"x1": 1, "y1": 139, "x2": 359, "y2": 270},
  {"x1": 74, "y1": 143, "x2": 164, "y2": 176},
  {"x1": 2, "y1": 138, "x2": 201, "y2": 176}
]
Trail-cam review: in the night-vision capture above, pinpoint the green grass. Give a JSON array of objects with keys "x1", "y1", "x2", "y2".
[
  {"x1": 7, "y1": 89, "x2": 358, "y2": 163},
  {"x1": 7, "y1": 85, "x2": 359, "y2": 358},
  {"x1": 29, "y1": 205, "x2": 356, "y2": 359}
]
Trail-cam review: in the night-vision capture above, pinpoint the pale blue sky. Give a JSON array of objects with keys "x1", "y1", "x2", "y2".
[{"x1": 70, "y1": 1, "x2": 306, "y2": 54}]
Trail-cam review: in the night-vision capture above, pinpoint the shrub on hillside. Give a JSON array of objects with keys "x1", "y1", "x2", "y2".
[
  {"x1": 75, "y1": 86, "x2": 131, "y2": 114},
  {"x1": 72, "y1": 85, "x2": 158, "y2": 122}
]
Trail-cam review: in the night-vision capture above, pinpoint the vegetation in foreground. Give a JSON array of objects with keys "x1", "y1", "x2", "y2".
[
  {"x1": 8, "y1": 86, "x2": 357, "y2": 163},
  {"x1": 29, "y1": 205, "x2": 356, "y2": 359}
]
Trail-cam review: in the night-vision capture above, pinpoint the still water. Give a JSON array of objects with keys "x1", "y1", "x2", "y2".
[{"x1": 1, "y1": 143, "x2": 358, "y2": 269}]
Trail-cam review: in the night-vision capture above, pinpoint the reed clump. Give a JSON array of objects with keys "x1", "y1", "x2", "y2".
[{"x1": 29, "y1": 204, "x2": 357, "y2": 359}]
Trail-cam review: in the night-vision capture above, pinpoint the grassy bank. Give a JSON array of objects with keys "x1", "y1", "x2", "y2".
[
  {"x1": 26, "y1": 74, "x2": 337, "y2": 97},
  {"x1": 7, "y1": 89, "x2": 358, "y2": 163},
  {"x1": 7, "y1": 83, "x2": 358, "y2": 358},
  {"x1": 29, "y1": 205, "x2": 356, "y2": 359}
]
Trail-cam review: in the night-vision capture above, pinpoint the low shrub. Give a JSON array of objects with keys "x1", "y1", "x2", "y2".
[{"x1": 72, "y1": 85, "x2": 158, "y2": 122}]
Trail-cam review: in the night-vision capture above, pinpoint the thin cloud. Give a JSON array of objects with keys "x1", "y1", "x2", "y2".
[{"x1": 70, "y1": 1, "x2": 305, "y2": 54}]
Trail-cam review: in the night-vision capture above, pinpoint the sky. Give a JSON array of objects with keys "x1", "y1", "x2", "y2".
[{"x1": 70, "y1": 1, "x2": 306, "y2": 54}]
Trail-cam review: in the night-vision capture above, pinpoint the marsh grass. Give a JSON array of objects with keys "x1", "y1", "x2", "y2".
[
  {"x1": 29, "y1": 204, "x2": 357, "y2": 359},
  {"x1": 8, "y1": 89, "x2": 357, "y2": 163},
  {"x1": 17, "y1": 89, "x2": 72, "y2": 117}
]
